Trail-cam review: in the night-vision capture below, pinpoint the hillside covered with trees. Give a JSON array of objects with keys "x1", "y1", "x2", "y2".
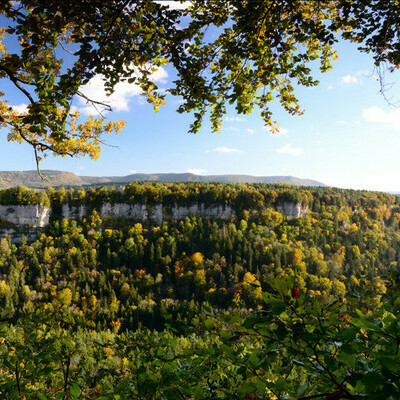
[
  {"x1": 0, "y1": 170, "x2": 325, "y2": 189},
  {"x1": 0, "y1": 182, "x2": 399, "y2": 399}
]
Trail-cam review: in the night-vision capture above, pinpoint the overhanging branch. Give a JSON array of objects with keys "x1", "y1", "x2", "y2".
[{"x1": 0, "y1": 66, "x2": 35, "y2": 104}]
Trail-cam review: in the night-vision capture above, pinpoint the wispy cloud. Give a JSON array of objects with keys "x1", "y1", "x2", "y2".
[
  {"x1": 362, "y1": 106, "x2": 400, "y2": 130},
  {"x1": 78, "y1": 66, "x2": 168, "y2": 115},
  {"x1": 206, "y1": 146, "x2": 244, "y2": 154},
  {"x1": 340, "y1": 75, "x2": 359, "y2": 85},
  {"x1": 225, "y1": 116, "x2": 246, "y2": 122},
  {"x1": 246, "y1": 128, "x2": 255, "y2": 134},
  {"x1": 276, "y1": 144, "x2": 303, "y2": 156},
  {"x1": 129, "y1": 169, "x2": 137, "y2": 174},
  {"x1": 340, "y1": 70, "x2": 369, "y2": 86},
  {"x1": 187, "y1": 168, "x2": 207, "y2": 175},
  {"x1": 222, "y1": 126, "x2": 240, "y2": 133},
  {"x1": 337, "y1": 120, "x2": 361, "y2": 127}
]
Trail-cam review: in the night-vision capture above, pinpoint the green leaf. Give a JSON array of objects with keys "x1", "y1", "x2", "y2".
[
  {"x1": 375, "y1": 354, "x2": 399, "y2": 372},
  {"x1": 362, "y1": 371, "x2": 384, "y2": 389},
  {"x1": 338, "y1": 349, "x2": 357, "y2": 369},
  {"x1": 350, "y1": 312, "x2": 382, "y2": 332},
  {"x1": 338, "y1": 327, "x2": 359, "y2": 340},
  {"x1": 275, "y1": 378, "x2": 287, "y2": 391},
  {"x1": 204, "y1": 319, "x2": 214, "y2": 331},
  {"x1": 382, "y1": 311, "x2": 398, "y2": 334},
  {"x1": 70, "y1": 383, "x2": 81, "y2": 397},
  {"x1": 248, "y1": 351, "x2": 260, "y2": 367}
]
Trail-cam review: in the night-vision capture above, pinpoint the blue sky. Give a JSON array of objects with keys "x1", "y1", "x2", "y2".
[{"x1": 1, "y1": 6, "x2": 400, "y2": 191}]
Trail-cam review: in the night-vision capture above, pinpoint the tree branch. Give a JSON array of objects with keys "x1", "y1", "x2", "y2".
[
  {"x1": 76, "y1": 91, "x2": 113, "y2": 112},
  {"x1": 0, "y1": 66, "x2": 35, "y2": 104},
  {"x1": 33, "y1": 145, "x2": 49, "y2": 182},
  {"x1": 58, "y1": 41, "x2": 75, "y2": 55},
  {"x1": 2, "y1": 115, "x2": 74, "y2": 179}
]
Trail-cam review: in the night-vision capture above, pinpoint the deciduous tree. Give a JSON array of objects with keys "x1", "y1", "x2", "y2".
[{"x1": 0, "y1": 0, "x2": 399, "y2": 172}]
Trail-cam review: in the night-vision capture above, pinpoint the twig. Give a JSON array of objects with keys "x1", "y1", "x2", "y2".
[
  {"x1": 58, "y1": 41, "x2": 75, "y2": 55},
  {"x1": 34, "y1": 145, "x2": 49, "y2": 182},
  {"x1": 76, "y1": 91, "x2": 113, "y2": 112},
  {"x1": 0, "y1": 66, "x2": 35, "y2": 104}
]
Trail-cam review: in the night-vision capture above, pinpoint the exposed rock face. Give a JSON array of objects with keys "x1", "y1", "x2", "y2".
[
  {"x1": 60, "y1": 202, "x2": 234, "y2": 225},
  {"x1": 0, "y1": 201, "x2": 307, "y2": 243},
  {"x1": 0, "y1": 204, "x2": 50, "y2": 227},
  {"x1": 100, "y1": 203, "x2": 164, "y2": 226},
  {"x1": 277, "y1": 202, "x2": 308, "y2": 219},
  {"x1": 0, "y1": 228, "x2": 38, "y2": 243},
  {"x1": 171, "y1": 203, "x2": 234, "y2": 220},
  {"x1": 61, "y1": 204, "x2": 87, "y2": 220}
]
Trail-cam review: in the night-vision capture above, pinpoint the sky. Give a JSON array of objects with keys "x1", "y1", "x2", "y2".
[{"x1": 1, "y1": 3, "x2": 400, "y2": 192}]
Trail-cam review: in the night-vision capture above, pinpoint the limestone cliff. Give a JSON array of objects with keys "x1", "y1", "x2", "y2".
[
  {"x1": 0, "y1": 204, "x2": 50, "y2": 227},
  {"x1": 276, "y1": 202, "x2": 309, "y2": 219},
  {"x1": 0, "y1": 201, "x2": 307, "y2": 242},
  {"x1": 60, "y1": 202, "x2": 235, "y2": 225}
]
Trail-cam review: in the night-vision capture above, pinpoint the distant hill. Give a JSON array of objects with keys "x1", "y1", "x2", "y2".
[
  {"x1": 0, "y1": 170, "x2": 326, "y2": 188},
  {"x1": 0, "y1": 170, "x2": 86, "y2": 188}
]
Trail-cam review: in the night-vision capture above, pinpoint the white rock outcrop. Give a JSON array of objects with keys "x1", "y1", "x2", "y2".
[
  {"x1": 0, "y1": 201, "x2": 307, "y2": 242},
  {"x1": 61, "y1": 204, "x2": 86, "y2": 220},
  {"x1": 60, "y1": 202, "x2": 234, "y2": 225},
  {"x1": 277, "y1": 202, "x2": 308, "y2": 220},
  {"x1": 171, "y1": 203, "x2": 233, "y2": 220},
  {"x1": 0, "y1": 204, "x2": 50, "y2": 227}
]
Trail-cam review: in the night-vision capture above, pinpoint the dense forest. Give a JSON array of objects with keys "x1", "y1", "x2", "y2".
[{"x1": 0, "y1": 183, "x2": 399, "y2": 399}]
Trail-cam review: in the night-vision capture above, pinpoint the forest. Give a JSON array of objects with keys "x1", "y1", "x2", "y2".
[{"x1": 0, "y1": 182, "x2": 399, "y2": 399}]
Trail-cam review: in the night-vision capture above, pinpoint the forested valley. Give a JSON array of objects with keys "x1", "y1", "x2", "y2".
[{"x1": 0, "y1": 182, "x2": 399, "y2": 399}]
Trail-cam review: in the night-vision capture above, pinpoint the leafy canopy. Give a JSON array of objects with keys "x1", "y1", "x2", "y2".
[{"x1": 0, "y1": 0, "x2": 399, "y2": 170}]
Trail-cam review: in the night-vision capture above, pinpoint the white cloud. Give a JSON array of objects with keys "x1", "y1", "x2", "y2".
[
  {"x1": 10, "y1": 104, "x2": 28, "y2": 114},
  {"x1": 246, "y1": 128, "x2": 255, "y2": 134},
  {"x1": 78, "y1": 66, "x2": 168, "y2": 115},
  {"x1": 340, "y1": 75, "x2": 359, "y2": 85},
  {"x1": 362, "y1": 106, "x2": 400, "y2": 130},
  {"x1": 129, "y1": 169, "x2": 137, "y2": 174},
  {"x1": 225, "y1": 116, "x2": 246, "y2": 122},
  {"x1": 340, "y1": 70, "x2": 370, "y2": 86},
  {"x1": 206, "y1": 146, "x2": 244, "y2": 154},
  {"x1": 153, "y1": 1, "x2": 192, "y2": 10},
  {"x1": 337, "y1": 119, "x2": 362, "y2": 127},
  {"x1": 276, "y1": 144, "x2": 303, "y2": 156},
  {"x1": 222, "y1": 126, "x2": 240, "y2": 133},
  {"x1": 187, "y1": 168, "x2": 207, "y2": 175}
]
